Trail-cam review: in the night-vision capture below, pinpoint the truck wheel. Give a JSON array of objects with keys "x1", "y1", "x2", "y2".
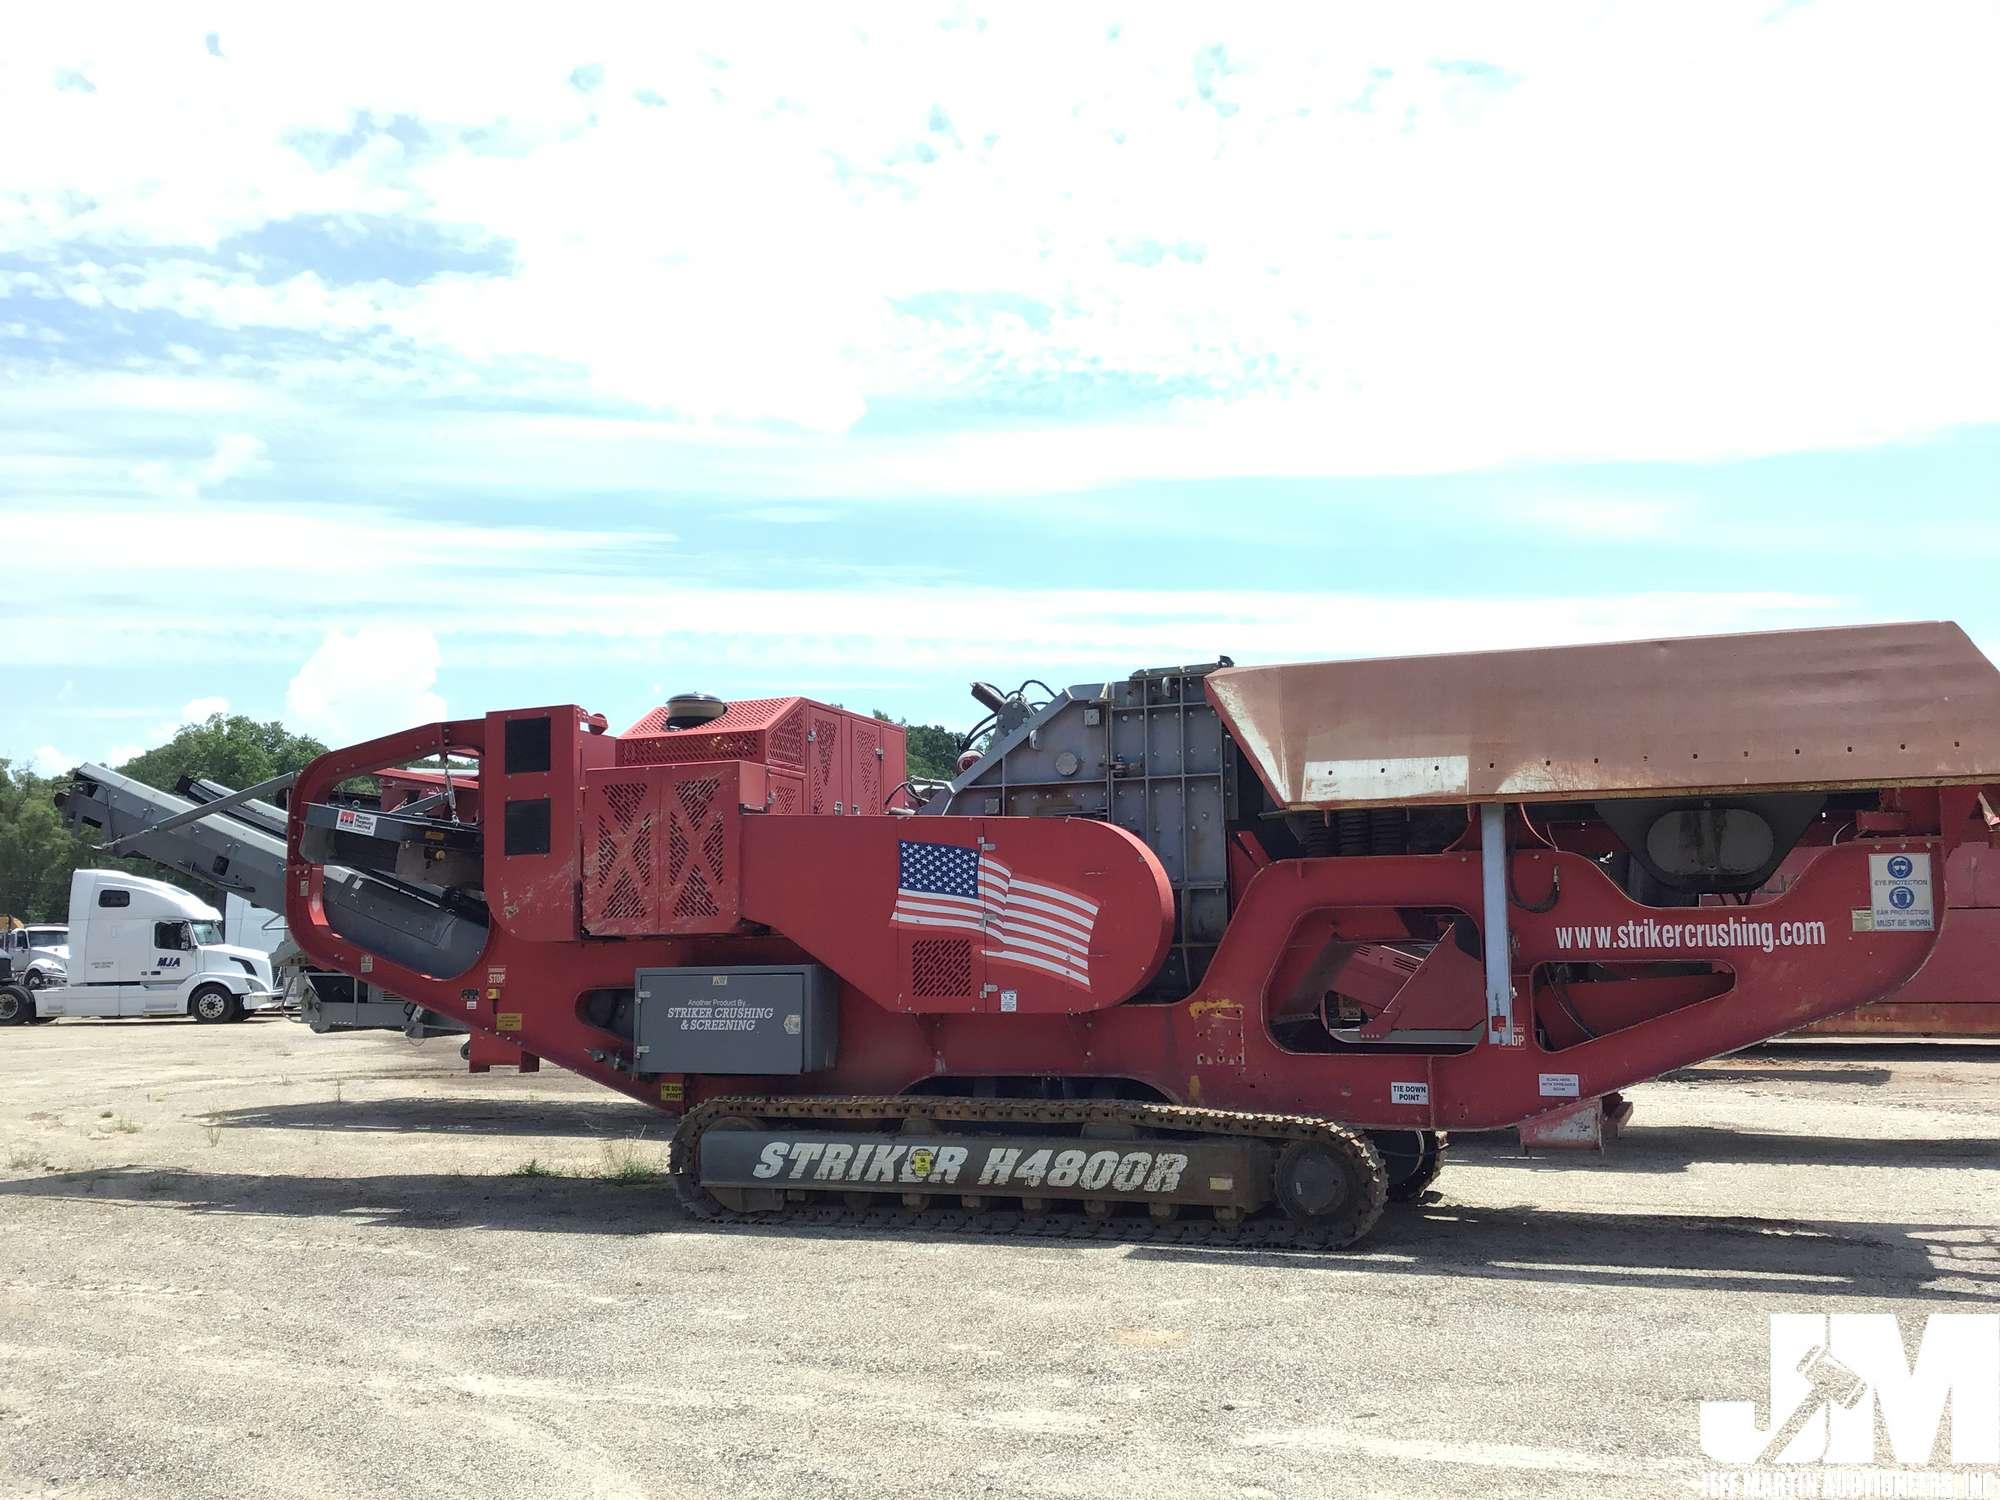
[
  {"x1": 190, "y1": 986, "x2": 242, "y2": 1024},
  {"x1": 24, "y1": 969, "x2": 51, "y2": 990},
  {"x1": 0, "y1": 986, "x2": 32, "y2": 1025}
]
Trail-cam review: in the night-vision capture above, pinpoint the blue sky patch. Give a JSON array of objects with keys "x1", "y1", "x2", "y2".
[{"x1": 1, "y1": 8, "x2": 1995, "y2": 769}]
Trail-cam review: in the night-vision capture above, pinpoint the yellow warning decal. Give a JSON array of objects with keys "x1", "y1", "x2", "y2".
[
  {"x1": 659, "y1": 1080, "x2": 685, "y2": 1102},
  {"x1": 496, "y1": 1012, "x2": 523, "y2": 1032}
]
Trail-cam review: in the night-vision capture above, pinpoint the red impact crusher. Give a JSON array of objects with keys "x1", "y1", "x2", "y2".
[{"x1": 282, "y1": 622, "x2": 2000, "y2": 1248}]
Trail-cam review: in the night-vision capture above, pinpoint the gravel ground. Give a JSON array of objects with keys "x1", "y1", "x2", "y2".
[{"x1": 2, "y1": 1019, "x2": 1996, "y2": 1500}]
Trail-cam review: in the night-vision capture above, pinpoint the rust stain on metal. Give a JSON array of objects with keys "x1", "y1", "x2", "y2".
[
  {"x1": 1187, "y1": 997, "x2": 1243, "y2": 1020},
  {"x1": 1206, "y1": 622, "x2": 2000, "y2": 810}
]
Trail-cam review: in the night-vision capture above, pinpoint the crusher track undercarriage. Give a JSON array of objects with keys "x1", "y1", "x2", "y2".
[{"x1": 671, "y1": 1094, "x2": 1440, "y2": 1250}]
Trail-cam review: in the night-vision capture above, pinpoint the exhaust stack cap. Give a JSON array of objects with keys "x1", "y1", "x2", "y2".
[{"x1": 664, "y1": 693, "x2": 727, "y2": 731}]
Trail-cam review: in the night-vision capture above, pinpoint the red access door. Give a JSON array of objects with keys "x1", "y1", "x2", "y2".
[
  {"x1": 581, "y1": 769, "x2": 661, "y2": 937},
  {"x1": 581, "y1": 763, "x2": 749, "y2": 937}
]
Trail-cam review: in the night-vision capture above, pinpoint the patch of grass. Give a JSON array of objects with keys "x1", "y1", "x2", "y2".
[
  {"x1": 202, "y1": 1122, "x2": 222, "y2": 1149},
  {"x1": 98, "y1": 1109, "x2": 113, "y2": 1119},
  {"x1": 108, "y1": 1115, "x2": 142, "y2": 1135},
  {"x1": 598, "y1": 1139, "x2": 662, "y2": 1184},
  {"x1": 332, "y1": 1079, "x2": 344, "y2": 1104},
  {"x1": 508, "y1": 1157, "x2": 564, "y2": 1179},
  {"x1": 6, "y1": 1147, "x2": 45, "y2": 1171}
]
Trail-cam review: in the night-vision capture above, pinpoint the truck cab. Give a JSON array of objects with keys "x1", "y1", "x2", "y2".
[
  {"x1": 0, "y1": 870, "x2": 281, "y2": 1025},
  {"x1": 3, "y1": 924, "x2": 69, "y2": 989}
]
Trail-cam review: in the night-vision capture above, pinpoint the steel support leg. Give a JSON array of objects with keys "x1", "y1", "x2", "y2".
[{"x1": 1480, "y1": 802, "x2": 1515, "y2": 1045}]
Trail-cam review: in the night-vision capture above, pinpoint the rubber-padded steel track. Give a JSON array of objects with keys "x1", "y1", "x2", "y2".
[{"x1": 670, "y1": 1094, "x2": 1390, "y2": 1251}]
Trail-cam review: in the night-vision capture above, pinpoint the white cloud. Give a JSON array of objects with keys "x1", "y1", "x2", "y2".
[
  {"x1": 6, "y1": 7, "x2": 1999, "y2": 767},
  {"x1": 1510, "y1": 498, "x2": 1678, "y2": 542},
  {"x1": 57, "y1": 706, "x2": 165, "y2": 721},
  {"x1": 133, "y1": 432, "x2": 269, "y2": 499},
  {"x1": 504, "y1": 584, "x2": 1843, "y2": 678},
  {"x1": 284, "y1": 626, "x2": 446, "y2": 743},
  {"x1": 199, "y1": 435, "x2": 266, "y2": 488},
  {"x1": 30, "y1": 745, "x2": 77, "y2": 776},
  {"x1": 0, "y1": 476, "x2": 1860, "y2": 685},
  {"x1": 29, "y1": 740, "x2": 150, "y2": 774},
  {"x1": 4, "y1": 494, "x2": 649, "y2": 591},
  {"x1": 3, "y1": 5, "x2": 1995, "y2": 465},
  {"x1": 737, "y1": 506, "x2": 846, "y2": 525},
  {"x1": 25, "y1": 698, "x2": 235, "y2": 775}
]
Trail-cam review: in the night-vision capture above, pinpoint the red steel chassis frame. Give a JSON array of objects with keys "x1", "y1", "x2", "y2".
[{"x1": 286, "y1": 713, "x2": 1965, "y2": 1135}]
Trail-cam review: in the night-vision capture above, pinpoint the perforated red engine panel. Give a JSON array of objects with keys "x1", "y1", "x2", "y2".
[
  {"x1": 619, "y1": 698, "x2": 809, "y2": 772},
  {"x1": 581, "y1": 764, "x2": 750, "y2": 936},
  {"x1": 618, "y1": 697, "x2": 903, "y2": 818}
]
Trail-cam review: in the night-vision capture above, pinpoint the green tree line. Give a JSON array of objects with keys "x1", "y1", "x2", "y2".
[
  {"x1": 879, "y1": 715, "x2": 966, "y2": 782},
  {"x1": 0, "y1": 715, "x2": 327, "y2": 922}
]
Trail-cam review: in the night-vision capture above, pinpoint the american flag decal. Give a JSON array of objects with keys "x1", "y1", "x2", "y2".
[{"x1": 892, "y1": 840, "x2": 1097, "y2": 989}]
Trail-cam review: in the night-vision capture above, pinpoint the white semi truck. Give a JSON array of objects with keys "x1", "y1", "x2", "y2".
[
  {"x1": 0, "y1": 869, "x2": 280, "y2": 1025},
  {"x1": 2, "y1": 922, "x2": 70, "y2": 989}
]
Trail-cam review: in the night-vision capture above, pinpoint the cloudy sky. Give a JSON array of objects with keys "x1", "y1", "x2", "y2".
[{"x1": 4, "y1": 4, "x2": 1997, "y2": 774}]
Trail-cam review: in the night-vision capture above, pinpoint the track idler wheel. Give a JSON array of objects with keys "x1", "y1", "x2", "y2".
[
  {"x1": 1272, "y1": 1133, "x2": 1386, "y2": 1244},
  {"x1": 673, "y1": 1113, "x2": 779, "y2": 1218}
]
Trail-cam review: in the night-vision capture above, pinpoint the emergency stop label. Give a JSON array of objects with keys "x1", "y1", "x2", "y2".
[{"x1": 1868, "y1": 852, "x2": 1934, "y2": 932}]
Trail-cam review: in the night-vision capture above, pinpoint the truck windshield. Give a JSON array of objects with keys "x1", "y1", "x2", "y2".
[
  {"x1": 189, "y1": 921, "x2": 223, "y2": 945},
  {"x1": 27, "y1": 927, "x2": 66, "y2": 943}
]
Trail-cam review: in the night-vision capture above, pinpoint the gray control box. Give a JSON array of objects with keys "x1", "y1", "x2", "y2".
[{"x1": 632, "y1": 964, "x2": 838, "y2": 1075}]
